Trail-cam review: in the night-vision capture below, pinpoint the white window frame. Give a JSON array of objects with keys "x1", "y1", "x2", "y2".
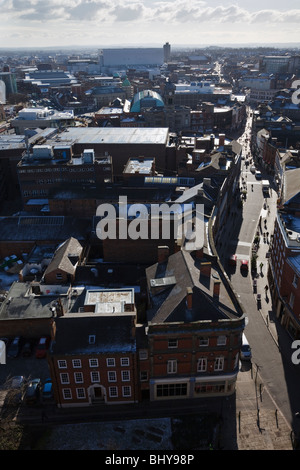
[
  {"x1": 167, "y1": 360, "x2": 177, "y2": 374},
  {"x1": 106, "y1": 358, "x2": 115, "y2": 367},
  {"x1": 109, "y1": 386, "x2": 118, "y2": 398},
  {"x1": 72, "y1": 359, "x2": 82, "y2": 368},
  {"x1": 58, "y1": 359, "x2": 67, "y2": 369},
  {"x1": 121, "y1": 370, "x2": 130, "y2": 382},
  {"x1": 120, "y1": 357, "x2": 129, "y2": 366},
  {"x1": 197, "y1": 357, "x2": 207, "y2": 372},
  {"x1": 122, "y1": 386, "x2": 131, "y2": 397},
  {"x1": 60, "y1": 372, "x2": 70, "y2": 384},
  {"x1": 90, "y1": 371, "x2": 100, "y2": 383},
  {"x1": 74, "y1": 372, "x2": 83, "y2": 384},
  {"x1": 89, "y1": 358, "x2": 99, "y2": 368},
  {"x1": 76, "y1": 388, "x2": 86, "y2": 399},
  {"x1": 62, "y1": 388, "x2": 72, "y2": 400},
  {"x1": 108, "y1": 371, "x2": 117, "y2": 382},
  {"x1": 214, "y1": 356, "x2": 224, "y2": 371}
]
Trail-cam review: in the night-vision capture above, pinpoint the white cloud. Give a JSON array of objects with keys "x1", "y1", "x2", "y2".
[{"x1": 1, "y1": 0, "x2": 300, "y2": 47}]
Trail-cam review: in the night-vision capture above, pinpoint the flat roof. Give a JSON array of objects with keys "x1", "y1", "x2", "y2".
[{"x1": 46, "y1": 127, "x2": 169, "y2": 146}]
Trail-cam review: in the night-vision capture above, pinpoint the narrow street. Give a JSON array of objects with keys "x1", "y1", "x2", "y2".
[{"x1": 217, "y1": 108, "x2": 300, "y2": 437}]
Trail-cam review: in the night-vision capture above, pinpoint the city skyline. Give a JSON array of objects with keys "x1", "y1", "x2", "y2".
[{"x1": 1, "y1": 0, "x2": 300, "y2": 50}]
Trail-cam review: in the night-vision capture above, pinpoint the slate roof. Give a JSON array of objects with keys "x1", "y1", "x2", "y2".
[
  {"x1": 43, "y1": 237, "x2": 83, "y2": 277},
  {"x1": 50, "y1": 314, "x2": 136, "y2": 355},
  {"x1": 0, "y1": 216, "x2": 90, "y2": 242},
  {"x1": 146, "y1": 250, "x2": 239, "y2": 325}
]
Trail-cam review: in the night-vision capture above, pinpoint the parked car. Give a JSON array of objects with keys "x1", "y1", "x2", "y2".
[
  {"x1": 42, "y1": 379, "x2": 53, "y2": 400},
  {"x1": 240, "y1": 260, "x2": 249, "y2": 271},
  {"x1": 25, "y1": 378, "x2": 41, "y2": 405},
  {"x1": 228, "y1": 254, "x2": 237, "y2": 266},
  {"x1": 7, "y1": 336, "x2": 21, "y2": 358},
  {"x1": 21, "y1": 341, "x2": 33, "y2": 357},
  {"x1": 255, "y1": 170, "x2": 262, "y2": 179},
  {"x1": 240, "y1": 334, "x2": 252, "y2": 361},
  {"x1": 6, "y1": 375, "x2": 26, "y2": 406},
  {"x1": 35, "y1": 336, "x2": 50, "y2": 359}
]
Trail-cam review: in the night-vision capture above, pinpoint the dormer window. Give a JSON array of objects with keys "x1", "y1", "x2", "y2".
[{"x1": 89, "y1": 335, "x2": 95, "y2": 344}]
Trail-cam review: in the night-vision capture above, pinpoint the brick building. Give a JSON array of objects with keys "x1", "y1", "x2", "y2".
[
  {"x1": 144, "y1": 248, "x2": 245, "y2": 401},
  {"x1": 17, "y1": 145, "x2": 113, "y2": 207},
  {"x1": 268, "y1": 168, "x2": 300, "y2": 338},
  {"x1": 48, "y1": 288, "x2": 138, "y2": 407}
]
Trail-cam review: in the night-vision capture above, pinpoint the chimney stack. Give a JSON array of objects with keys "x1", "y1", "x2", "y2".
[
  {"x1": 186, "y1": 287, "x2": 193, "y2": 310},
  {"x1": 213, "y1": 280, "x2": 221, "y2": 299},
  {"x1": 200, "y1": 261, "x2": 211, "y2": 277},
  {"x1": 158, "y1": 246, "x2": 169, "y2": 264}
]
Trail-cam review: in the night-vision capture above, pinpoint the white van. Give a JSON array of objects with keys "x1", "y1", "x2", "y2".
[{"x1": 240, "y1": 333, "x2": 252, "y2": 361}]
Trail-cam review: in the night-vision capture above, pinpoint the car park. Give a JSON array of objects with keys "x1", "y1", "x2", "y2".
[
  {"x1": 25, "y1": 378, "x2": 41, "y2": 405},
  {"x1": 42, "y1": 378, "x2": 53, "y2": 400},
  {"x1": 35, "y1": 336, "x2": 50, "y2": 359}
]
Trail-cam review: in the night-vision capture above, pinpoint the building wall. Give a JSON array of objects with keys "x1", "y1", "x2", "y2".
[
  {"x1": 147, "y1": 320, "x2": 243, "y2": 401},
  {"x1": 48, "y1": 351, "x2": 139, "y2": 407}
]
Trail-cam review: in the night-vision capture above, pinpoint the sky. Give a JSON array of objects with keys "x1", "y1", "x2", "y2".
[{"x1": 1, "y1": 0, "x2": 300, "y2": 49}]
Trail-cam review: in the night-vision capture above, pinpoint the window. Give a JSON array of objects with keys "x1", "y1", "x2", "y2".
[
  {"x1": 120, "y1": 357, "x2": 129, "y2": 366},
  {"x1": 122, "y1": 386, "x2": 131, "y2": 397},
  {"x1": 76, "y1": 388, "x2": 86, "y2": 399},
  {"x1": 139, "y1": 350, "x2": 148, "y2": 360},
  {"x1": 108, "y1": 371, "x2": 117, "y2": 382},
  {"x1": 56, "y1": 273, "x2": 63, "y2": 280},
  {"x1": 167, "y1": 360, "x2": 177, "y2": 374},
  {"x1": 140, "y1": 371, "x2": 148, "y2": 381},
  {"x1": 63, "y1": 388, "x2": 72, "y2": 400},
  {"x1": 58, "y1": 360, "x2": 67, "y2": 369},
  {"x1": 109, "y1": 386, "x2": 118, "y2": 397},
  {"x1": 89, "y1": 335, "x2": 95, "y2": 344},
  {"x1": 290, "y1": 292, "x2": 295, "y2": 308},
  {"x1": 121, "y1": 370, "x2": 130, "y2": 382},
  {"x1": 217, "y1": 335, "x2": 227, "y2": 346},
  {"x1": 197, "y1": 358, "x2": 207, "y2": 372},
  {"x1": 74, "y1": 372, "x2": 83, "y2": 383},
  {"x1": 91, "y1": 371, "x2": 100, "y2": 383},
  {"x1": 199, "y1": 337, "x2": 209, "y2": 347},
  {"x1": 293, "y1": 274, "x2": 298, "y2": 288},
  {"x1": 168, "y1": 338, "x2": 178, "y2": 348},
  {"x1": 72, "y1": 359, "x2": 82, "y2": 368},
  {"x1": 106, "y1": 358, "x2": 115, "y2": 367},
  {"x1": 89, "y1": 358, "x2": 99, "y2": 368},
  {"x1": 156, "y1": 383, "x2": 187, "y2": 397},
  {"x1": 214, "y1": 357, "x2": 224, "y2": 371},
  {"x1": 60, "y1": 373, "x2": 70, "y2": 384}
]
